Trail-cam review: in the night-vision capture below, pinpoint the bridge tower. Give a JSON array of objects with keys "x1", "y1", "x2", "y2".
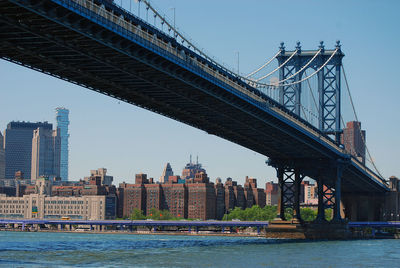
[
  {"x1": 277, "y1": 41, "x2": 344, "y2": 143},
  {"x1": 267, "y1": 158, "x2": 348, "y2": 224}
]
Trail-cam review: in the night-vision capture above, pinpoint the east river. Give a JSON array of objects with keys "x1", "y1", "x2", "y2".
[{"x1": 0, "y1": 232, "x2": 399, "y2": 267}]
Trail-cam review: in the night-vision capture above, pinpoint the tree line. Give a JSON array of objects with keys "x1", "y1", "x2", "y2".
[{"x1": 127, "y1": 206, "x2": 332, "y2": 221}]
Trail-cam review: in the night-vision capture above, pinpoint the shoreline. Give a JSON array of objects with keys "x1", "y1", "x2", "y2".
[{"x1": 0, "y1": 228, "x2": 265, "y2": 237}]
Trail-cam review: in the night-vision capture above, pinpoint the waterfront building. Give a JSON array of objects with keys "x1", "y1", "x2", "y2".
[
  {"x1": 253, "y1": 188, "x2": 266, "y2": 208},
  {"x1": 55, "y1": 108, "x2": 69, "y2": 181},
  {"x1": 51, "y1": 185, "x2": 82, "y2": 197},
  {"x1": 34, "y1": 176, "x2": 52, "y2": 196},
  {"x1": 244, "y1": 178, "x2": 255, "y2": 209},
  {"x1": 161, "y1": 183, "x2": 187, "y2": 218},
  {"x1": 31, "y1": 127, "x2": 61, "y2": 182},
  {"x1": 244, "y1": 178, "x2": 266, "y2": 208},
  {"x1": 187, "y1": 181, "x2": 216, "y2": 220},
  {"x1": 117, "y1": 182, "x2": 146, "y2": 218},
  {"x1": 4, "y1": 121, "x2": 52, "y2": 179},
  {"x1": 215, "y1": 178, "x2": 225, "y2": 220},
  {"x1": 145, "y1": 184, "x2": 162, "y2": 215},
  {"x1": 265, "y1": 181, "x2": 279, "y2": 206},
  {"x1": 342, "y1": 121, "x2": 366, "y2": 164},
  {"x1": 84, "y1": 168, "x2": 113, "y2": 186},
  {"x1": 0, "y1": 193, "x2": 116, "y2": 220},
  {"x1": 233, "y1": 184, "x2": 245, "y2": 209},
  {"x1": 135, "y1": 173, "x2": 148, "y2": 185},
  {"x1": 181, "y1": 156, "x2": 206, "y2": 180},
  {"x1": 224, "y1": 178, "x2": 236, "y2": 213},
  {"x1": 303, "y1": 180, "x2": 318, "y2": 205},
  {"x1": 159, "y1": 163, "x2": 173, "y2": 183},
  {"x1": 118, "y1": 172, "x2": 268, "y2": 220},
  {"x1": 0, "y1": 132, "x2": 5, "y2": 179}
]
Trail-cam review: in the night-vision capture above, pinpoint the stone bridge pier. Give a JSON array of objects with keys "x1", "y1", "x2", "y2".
[
  {"x1": 342, "y1": 193, "x2": 385, "y2": 221},
  {"x1": 342, "y1": 176, "x2": 400, "y2": 222}
]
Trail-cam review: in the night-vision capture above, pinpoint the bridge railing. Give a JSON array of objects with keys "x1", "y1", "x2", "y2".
[
  {"x1": 60, "y1": 0, "x2": 385, "y2": 186},
  {"x1": 66, "y1": 0, "x2": 344, "y2": 150}
]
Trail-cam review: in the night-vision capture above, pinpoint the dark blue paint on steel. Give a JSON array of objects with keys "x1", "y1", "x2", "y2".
[
  {"x1": 348, "y1": 222, "x2": 400, "y2": 228},
  {"x1": 0, "y1": 0, "x2": 389, "y2": 193}
]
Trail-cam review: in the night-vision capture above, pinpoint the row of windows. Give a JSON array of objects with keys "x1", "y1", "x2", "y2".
[
  {"x1": 44, "y1": 200, "x2": 87, "y2": 204},
  {"x1": 0, "y1": 200, "x2": 26, "y2": 204},
  {"x1": 45, "y1": 210, "x2": 85, "y2": 215},
  {"x1": 0, "y1": 205, "x2": 28, "y2": 209},
  {"x1": 45, "y1": 205, "x2": 86, "y2": 210},
  {"x1": 0, "y1": 210, "x2": 24, "y2": 214}
]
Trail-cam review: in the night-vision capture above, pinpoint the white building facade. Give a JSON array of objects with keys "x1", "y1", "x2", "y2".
[{"x1": 0, "y1": 194, "x2": 116, "y2": 220}]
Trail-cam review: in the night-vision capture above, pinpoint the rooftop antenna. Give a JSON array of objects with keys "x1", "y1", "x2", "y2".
[
  {"x1": 196, "y1": 155, "x2": 198, "y2": 165},
  {"x1": 190, "y1": 154, "x2": 192, "y2": 164}
]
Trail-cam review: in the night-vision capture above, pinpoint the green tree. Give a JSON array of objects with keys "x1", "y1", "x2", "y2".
[
  {"x1": 300, "y1": 208, "x2": 317, "y2": 221},
  {"x1": 130, "y1": 208, "x2": 146, "y2": 220},
  {"x1": 223, "y1": 205, "x2": 278, "y2": 221}
]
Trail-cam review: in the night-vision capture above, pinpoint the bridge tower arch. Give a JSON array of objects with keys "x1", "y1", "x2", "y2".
[{"x1": 277, "y1": 41, "x2": 344, "y2": 143}]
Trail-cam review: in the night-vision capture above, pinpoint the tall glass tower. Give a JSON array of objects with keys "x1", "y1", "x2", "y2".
[{"x1": 55, "y1": 108, "x2": 69, "y2": 181}]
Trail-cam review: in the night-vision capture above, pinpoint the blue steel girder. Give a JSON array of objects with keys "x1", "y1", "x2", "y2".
[
  {"x1": 274, "y1": 163, "x2": 305, "y2": 221},
  {"x1": 318, "y1": 63, "x2": 341, "y2": 141},
  {"x1": 278, "y1": 56, "x2": 303, "y2": 117},
  {"x1": 278, "y1": 48, "x2": 343, "y2": 142},
  {"x1": 0, "y1": 0, "x2": 389, "y2": 193},
  {"x1": 322, "y1": 184, "x2": 335, "y2": 209}
]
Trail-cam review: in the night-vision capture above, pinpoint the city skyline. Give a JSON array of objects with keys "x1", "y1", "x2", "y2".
[{"x1": 0, "y1": 0, "x2": 399, "y2": 186}]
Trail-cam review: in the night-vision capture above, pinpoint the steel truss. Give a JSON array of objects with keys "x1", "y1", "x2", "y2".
[
  {"x1": 277, "y1": 41, "x2": 344, "y2": 142},
  {"x1": 276, "y1": 165, "x2": 304, "y2": 221}
]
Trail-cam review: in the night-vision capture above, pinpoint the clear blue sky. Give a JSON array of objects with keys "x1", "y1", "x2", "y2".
[{"x1": 1, "y1": 0, "x2": 399, "y2": 186}]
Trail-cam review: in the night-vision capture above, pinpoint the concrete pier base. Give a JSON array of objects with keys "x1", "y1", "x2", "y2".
[
  {"x1": 265, "y1": 220, "x2": 306, "y2": 239},
  {"x1": 266, "y1": 220, "x2": 352, "y2": 240},
  {"x1": 303, "y1": 221, "x2": 351, "y2": 240}
]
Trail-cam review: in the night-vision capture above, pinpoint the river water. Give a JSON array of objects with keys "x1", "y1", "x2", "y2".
[{"x1": 0, "y1": 231, "x2": 399, "y2": 267}]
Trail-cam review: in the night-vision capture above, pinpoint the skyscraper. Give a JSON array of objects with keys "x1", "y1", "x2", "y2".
[
  {"x1": 0, "y1": 132, "x2": 5, "y2": 179},
  {"x1": 159, "y1": 163, "x2": 173, "y2": 183},
  {"x1": 31, "y1": 127, "x2": 61, "y2": 182},
  {"x1": 56, "y1": 108, "x2": 69, "y2": 181},
  {"x1": 4, "y1": 121, "x2": 53, "y2": 179},
  {"x1": 181, "y1": 156, "x2": 205, "y2": 180}
]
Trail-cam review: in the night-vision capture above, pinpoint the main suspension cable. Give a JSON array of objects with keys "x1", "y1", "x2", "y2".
[
  {"x1": 272, "y1": 48, "x2": 322, "y2": 84},
  {"x1": 253, "y1": 49, "x2": 298, "y2": 82},
  {"x1": 342, "y1": 65, "x2": 385, "y2": 179},
  {"x1": 245, "y1": 50, "x2": 282, "y2": 78}
]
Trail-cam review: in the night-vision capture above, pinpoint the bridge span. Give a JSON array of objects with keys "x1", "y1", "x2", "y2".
[{"x1": 0, "y1": 0, "x2": 390, "y2": 223}]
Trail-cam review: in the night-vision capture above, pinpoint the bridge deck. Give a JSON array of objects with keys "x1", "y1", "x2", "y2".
[{"x1": 0, "y1": 0, "x2": 388, "y2": 193}]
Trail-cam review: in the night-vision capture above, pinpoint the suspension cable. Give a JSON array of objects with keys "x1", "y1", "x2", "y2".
[
  {"x1": 253, "y1": 49, "x2": 298, "y2": 82},
  {"x1": 141, "y1": 0, "x2": 237, "y2": 78},
  {"x1": 255, "y1": 48, "x2": 338, "y2": 88},
  {"x1": 245, "y1": 50, "x2": 282, "y2": 78},
  {"x1": 304, "y1": 69, "x2": 319, "y2": 114},
  {"x1": 271, "y1": 48, "x2": 322, "y2": 84},
  {"x1": 342, "y1": 65, "x2": 385, "y2": 179}
]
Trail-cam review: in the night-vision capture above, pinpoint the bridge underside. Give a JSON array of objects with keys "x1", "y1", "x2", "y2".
[{"x1": 0, "y1": 0, "x2": 387, "y2": 194}]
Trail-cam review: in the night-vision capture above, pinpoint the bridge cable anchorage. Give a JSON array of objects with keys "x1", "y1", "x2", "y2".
[
  {"x1": 342, "y1": 65, "x2": 385, "y2": 179},
  {"x1": 254, "y1": 47, "x2": 339, "y2": 87},
  {"x1": 245, "y1": 50, "x2": 282, "y2": 78}
]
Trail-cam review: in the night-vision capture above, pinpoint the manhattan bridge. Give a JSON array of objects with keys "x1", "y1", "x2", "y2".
[{"x1": 0, "y1": 0, "x2": 395, "y2": 227}]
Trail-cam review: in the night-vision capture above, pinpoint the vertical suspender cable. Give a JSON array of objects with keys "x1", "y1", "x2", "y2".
[{"x1": 342, "y1": 65, "x2": 385, "y2": 179}]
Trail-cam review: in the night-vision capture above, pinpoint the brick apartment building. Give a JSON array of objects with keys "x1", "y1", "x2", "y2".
[{"x1": 117, "y1": 171, "x2": 267, "y2": 220}]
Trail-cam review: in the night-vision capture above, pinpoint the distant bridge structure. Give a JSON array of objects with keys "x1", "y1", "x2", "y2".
[{"x1": 0, "y1": 0, "x2": 391, "y2": 223}]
